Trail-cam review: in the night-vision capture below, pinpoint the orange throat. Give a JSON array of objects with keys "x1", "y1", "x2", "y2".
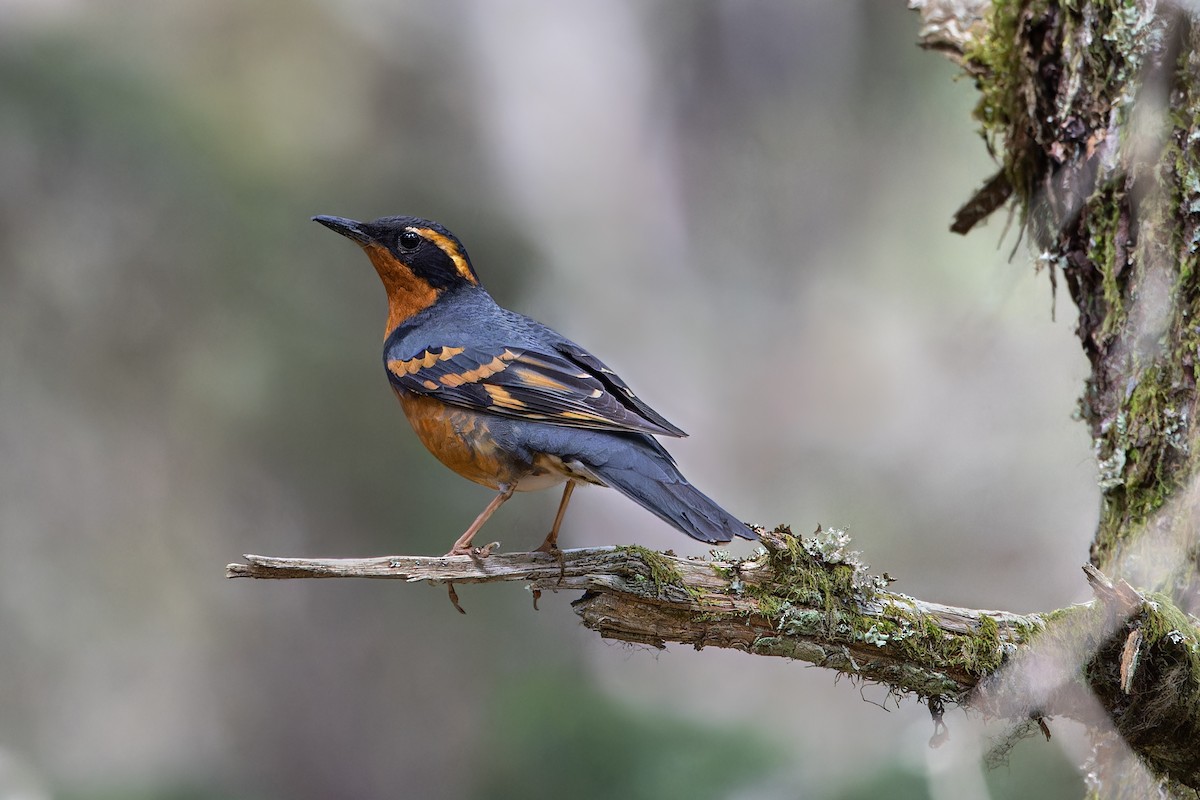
[{"x1": 364, "y1": 243, "x2": 439, "y2": 337}]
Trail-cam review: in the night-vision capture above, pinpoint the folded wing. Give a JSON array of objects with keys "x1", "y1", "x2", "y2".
[{"x1": 387, "y1": 343, "x2": 686, "y2": 438}]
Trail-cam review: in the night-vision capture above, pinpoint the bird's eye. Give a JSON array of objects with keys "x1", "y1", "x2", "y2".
[{"x1": 398, "y1": 231, "x2": 421, "y2": 251}]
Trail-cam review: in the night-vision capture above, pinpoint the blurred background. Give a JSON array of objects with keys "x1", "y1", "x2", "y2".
[{"x1": 0, "y1": 1, "x2": 1100, "y2": 798}]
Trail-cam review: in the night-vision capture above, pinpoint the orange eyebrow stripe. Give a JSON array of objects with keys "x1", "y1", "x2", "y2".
[{"x1": 411, "y1": 227, "x2": 477, "y2": 284}]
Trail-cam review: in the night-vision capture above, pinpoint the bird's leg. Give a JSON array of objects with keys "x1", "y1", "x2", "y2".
[
  {"x1": 535, "y1": 481, "x2": 576, "y2": 554},
  {"x1": 446, "y1": 484, "x2": 515, "y2": 556},
  {"x1": 444, "y1": 484, "x2": 516, "y2": 613}
]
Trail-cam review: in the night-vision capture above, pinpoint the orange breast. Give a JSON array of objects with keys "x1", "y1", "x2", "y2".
[{"x1": 397, "y1": 391, "x2": 525, "y2": 489}]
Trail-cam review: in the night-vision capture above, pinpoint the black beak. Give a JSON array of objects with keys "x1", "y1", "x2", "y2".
[{"x1": 312, "y1": 215, "x2": 373, "y2": 245}]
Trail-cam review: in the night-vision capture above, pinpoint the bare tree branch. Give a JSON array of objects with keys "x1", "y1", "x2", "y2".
[{"x1": 228, "y1": 527, "x2": 1050, "y2": 704}]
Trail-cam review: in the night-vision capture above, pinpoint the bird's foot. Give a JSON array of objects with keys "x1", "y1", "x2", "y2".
[
  {"x1": 444, "y1": 541, "x2": 500, "y2": 558},
  {"x1": 534, "y1": 537, "x2": 566, "y2": 583}
]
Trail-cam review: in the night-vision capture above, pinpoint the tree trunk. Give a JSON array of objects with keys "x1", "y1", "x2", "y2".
[{"x1": 914, "y1": 0, "x2": 1200, "y2": 795}]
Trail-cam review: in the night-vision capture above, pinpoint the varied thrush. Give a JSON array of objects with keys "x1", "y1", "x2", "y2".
[{"x1": 313, "y1": 214, "x2": 757, "y2": 556}]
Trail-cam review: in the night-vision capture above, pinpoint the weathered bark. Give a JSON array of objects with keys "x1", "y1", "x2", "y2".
[
  {"x1": 229, "y1": 525, "x2": 1200, "y2": 791},
  {"x1": 912, "y1": 0, "x2": 1200, "y2": 796},
  {"x1": 230, "y1": 527, "x2": 1043, "y2": 701}
]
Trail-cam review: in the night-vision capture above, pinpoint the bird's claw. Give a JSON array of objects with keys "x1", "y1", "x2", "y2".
[
  {"x1": 534, "y1": 538, "x2": 567, "y2": 583},
  {"x1": 444, "y1": 541, "x2": 500, "y2": 559}
]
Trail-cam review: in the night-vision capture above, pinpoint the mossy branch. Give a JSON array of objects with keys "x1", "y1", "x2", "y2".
[
  {"x1": 229, "y1": 525, "x2": 1200, "y2": 766},
  {"x1": 227, "y1": 527, "x2": 1033, "y2": 701}
]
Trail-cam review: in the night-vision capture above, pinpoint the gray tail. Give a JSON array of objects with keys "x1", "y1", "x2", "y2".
[{"x1": 584, "y1": 437, "x2": 757, "y2": 544}]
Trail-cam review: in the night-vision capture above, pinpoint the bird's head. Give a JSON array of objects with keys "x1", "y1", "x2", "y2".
[{"x1": 313, "y1": 214, "x2": 480, "y2": 336}]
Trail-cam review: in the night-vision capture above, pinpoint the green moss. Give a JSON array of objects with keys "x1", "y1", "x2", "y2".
[
  {"x1": 1170, "y1": 93, "x2": 1200, "y2": 270},
  {"x1": 1040, "y1": 604, "x2": 1078, "y2": 624},
  {"x1": 615, "y1": 545, "x2": 687, "y2": 598},
  {"x1": 964, "y1": 0, "x2": 1041, "y2": 203},
  {"x1": 960, "y1": 3, "x2": 1200, "y2": 591},
  {"x1": 1094, "y1": 335, "x2": 1197, "y2": 571},
  {"x1": 753, "y1": 592, "x2": 786, "y2": 620},
  {"x1": 1141, "y1": 592, "x2": 1200, "y2": 651},
  {"x1": 963, "y1": 614, "x2": 1006, "y2": 673},
  {"x1": 924, "y1": 615, "x2": 948, "y2": 642},
  {"x1": 960, "y1": 0, "x2": 1172, "y2": 229},
  {"x1": 1036, "y1": 603, "x2": 1101, "y2": 659},
  {"x1": 1090, "y1": 191, "x2": 1128, "y2": 338},
  {"x1": 745, "y1": 530, "x2": 864, "y2": 635},
  {"x1": 1021, "y1": 594, "x2": 1198, "y2": 719},
  {"x1": 741, "y1": 529, "x2": 1031, "y2": 689},
  {"x1": 876, "y1": 604, "x2": 1009, "y2": 677},
  {"x1": 747, "y1": 534, "x2": 844, "y2": 617}
]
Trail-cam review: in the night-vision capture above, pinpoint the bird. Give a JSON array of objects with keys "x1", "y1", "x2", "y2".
[{"x1": 312, "y1": 214, "x2": 757, "y2": 557}]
